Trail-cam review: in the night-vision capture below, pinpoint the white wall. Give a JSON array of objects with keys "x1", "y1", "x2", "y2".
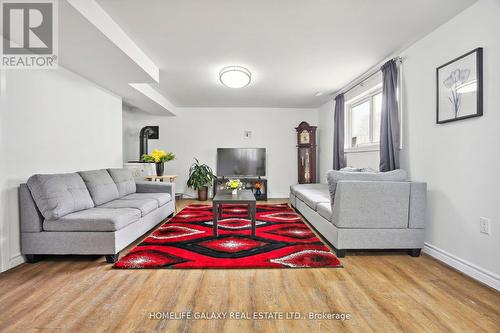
[
  {"x1": 123, "y1": 107, "x2": 318, "y2": 198},
  {"x1": 317, "y1": 100, "x2": 334, "y2": 183},
  {"x1": 0, "y1": 66, "x2": 123, "y2": 272},
  {"x1": 317, "y1": 0, "x2": 500, "y2": 287},
  {"x1": 345, "y1": 150, "x2": 379, "y2": 170},
  {"x1": 400, "y1": 0, "x2": 500, "y2": 282}
]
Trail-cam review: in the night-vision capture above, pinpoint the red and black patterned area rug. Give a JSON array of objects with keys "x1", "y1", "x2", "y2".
[{"x1": 114, "y1": 203, "x2": 342, "y2": 269}]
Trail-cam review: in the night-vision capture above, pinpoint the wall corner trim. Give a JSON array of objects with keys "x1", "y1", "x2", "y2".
[{"x1": 8, "y1": 254, "x2": 25, "y2": 271}]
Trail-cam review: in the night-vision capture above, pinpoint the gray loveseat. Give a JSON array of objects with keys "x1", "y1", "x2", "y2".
[
  {"x1": 20, "y1": 168, "x2": 175, "y2": 263},
  {"x1": 290, "y1": 170, "x2": 426, "y2": 257}
]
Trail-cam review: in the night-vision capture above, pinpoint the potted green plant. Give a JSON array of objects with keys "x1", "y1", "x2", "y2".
[
  {"x1": 141, "y1": 149, "x2": 175, "y2": 176},
  {"x1": 187, "y1": 158, "x2": 216, "y2": 201}
]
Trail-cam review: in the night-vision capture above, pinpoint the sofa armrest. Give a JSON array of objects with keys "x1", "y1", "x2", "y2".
[
  {"x1": 409, "y1": 182, "x2": 427, "y2": 228},
  {"x1": 332, "y1": 181, "x2": 410, "y2": 229},
  {"x1": 135, "y1": 181, "x2": 175, "y2": 197},
  {"x1": 19, "y1": 184, "x2": 44, "y2": 232}
]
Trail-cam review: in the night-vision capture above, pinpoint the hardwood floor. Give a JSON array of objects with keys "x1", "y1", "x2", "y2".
[{"x1": 0, "y1": 199, "x2": 499, "y2": 333}]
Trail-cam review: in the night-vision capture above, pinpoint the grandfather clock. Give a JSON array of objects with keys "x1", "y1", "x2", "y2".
[{"x1": 295, "y1": 121, "x2": 317, "y2": 184}]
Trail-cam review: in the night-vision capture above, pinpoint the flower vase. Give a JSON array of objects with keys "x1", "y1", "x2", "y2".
[
  {"x1": 255, "y1": 188, "x2": 262, "y2": 197},
  {"x1": 155, "y1": 162, "x2": 164, "y2": 176},
  {"x1": 231, "y1": 189, "x2": 238, "y2": 196}
]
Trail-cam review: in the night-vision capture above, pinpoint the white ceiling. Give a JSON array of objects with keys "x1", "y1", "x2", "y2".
[
  {"x1": 59, "y1": 0, "x2": 176, "y2": 115},
  {"x1": 93, "y1": 0, "x2": 476, "y2": 108}
]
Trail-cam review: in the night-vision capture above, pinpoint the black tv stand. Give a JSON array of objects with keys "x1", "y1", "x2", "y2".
[{"x1": 213, "y1": 177, "x2": 268, "y2": 201}]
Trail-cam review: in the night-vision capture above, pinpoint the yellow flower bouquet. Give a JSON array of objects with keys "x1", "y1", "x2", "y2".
[
  {"x1": 141, "y1": 149, "x2": 175, "y2": 163},
  {"x1": 225, "y1": 179, "x2": 243, "y2": 195},
  {"x1": 141, "y1": 149, "x2": 175, "y2": 176}
]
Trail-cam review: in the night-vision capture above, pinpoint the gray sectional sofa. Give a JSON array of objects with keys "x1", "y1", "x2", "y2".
[
  {"x1": 290, "y1": 169, "x2": 426, "y2": 257},
  {"x1": 20, "y1": 168, "x2": 175, "y2": 263}
]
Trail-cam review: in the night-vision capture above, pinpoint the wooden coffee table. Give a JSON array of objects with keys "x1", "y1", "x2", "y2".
[{"x1": 212, "y1": 190, "x2": 256, "y2": 237}]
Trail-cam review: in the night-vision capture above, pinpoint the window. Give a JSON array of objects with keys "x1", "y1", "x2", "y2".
[
  {"x1": 372, "y1": 92, "x2": 382, "y2": 143},
  {"x1": 345, "y1": 90, "x2": 383, "y2": 150}
]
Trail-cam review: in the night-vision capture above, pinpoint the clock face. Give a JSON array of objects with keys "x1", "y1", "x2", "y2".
[{"x1": 300, "y1": 130, "x2": 310, "y2": 144}]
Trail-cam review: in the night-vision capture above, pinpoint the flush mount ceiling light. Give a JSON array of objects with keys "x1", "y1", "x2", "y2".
[{"x1": 219, "y1": 66, "x2": 251, "y2": 88}]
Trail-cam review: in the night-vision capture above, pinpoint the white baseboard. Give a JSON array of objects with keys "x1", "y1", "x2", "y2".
[
  {"x1": 9, "y1": 253, "x2": 25, "y2": 269},
  {"x1": 423, "y1": 242, "x2": 500, "y2": 291}
]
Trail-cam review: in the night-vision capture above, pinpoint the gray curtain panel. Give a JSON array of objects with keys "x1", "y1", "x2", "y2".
[
  {"x1": 379, "y1": 59, "x2": 400, "y2": 172},
  {"x1": 333, "y1": 94, "x2": 346, "y2": 170}
]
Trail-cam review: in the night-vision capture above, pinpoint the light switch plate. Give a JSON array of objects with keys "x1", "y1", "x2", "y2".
[{"x1": 479, "y1": 217, "x2": 490, "y2": 235}]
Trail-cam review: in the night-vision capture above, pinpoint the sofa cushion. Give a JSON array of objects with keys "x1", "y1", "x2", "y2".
[
  {"x1": 43, "y1": 207, "x2": 140, "y2": 232},
  {"x1": 78, "y1": 170, "x2": 119, "y2": 205},
  {"x1": 316, "y1": 203, "x2": 333, "y2": 222},
  {"x1": 294, "y1": 184, "x2": 330, "y2": 210},
  {"x1": 108, "y1": 168, "x2": 136, "y2": 197},
  {"x1": 27, "y1": 173, "x2": 95, "y2": 220},
  {"x1": 122, "y1": 192, "x2": 172, "y2": 207},
  {"x1": 326, "y1": 169, "x2": 408, "y2": 202},
  {"x1": 99, "y1": 198, "x2": 158, "y2": 217},
  {"x1": 332, "y1": 181, "x2": 410, "y2": 229}
]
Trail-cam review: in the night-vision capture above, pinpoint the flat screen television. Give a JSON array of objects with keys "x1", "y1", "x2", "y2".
[{"x1": 217, "y1": 148, "x2": 266, "y2": 177}]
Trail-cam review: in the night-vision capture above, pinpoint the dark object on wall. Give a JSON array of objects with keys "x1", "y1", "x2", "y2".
[
  {"x1": 379, "y1": 59, "x2": 401, "y2": 172},
  {"x1": 436, "y1": 48, "x2": 483, "y2": 124},
  {"x1": 139, "y1": 126, "x2": 159, "y2": 159},
  {"x1": 295, "y1": 121, "x2": 317, "y2": 184}
]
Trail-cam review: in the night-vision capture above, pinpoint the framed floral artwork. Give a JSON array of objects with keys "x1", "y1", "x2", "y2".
[{"x1": 436, "y1": 48, "x2": 483, "y2": 124}]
